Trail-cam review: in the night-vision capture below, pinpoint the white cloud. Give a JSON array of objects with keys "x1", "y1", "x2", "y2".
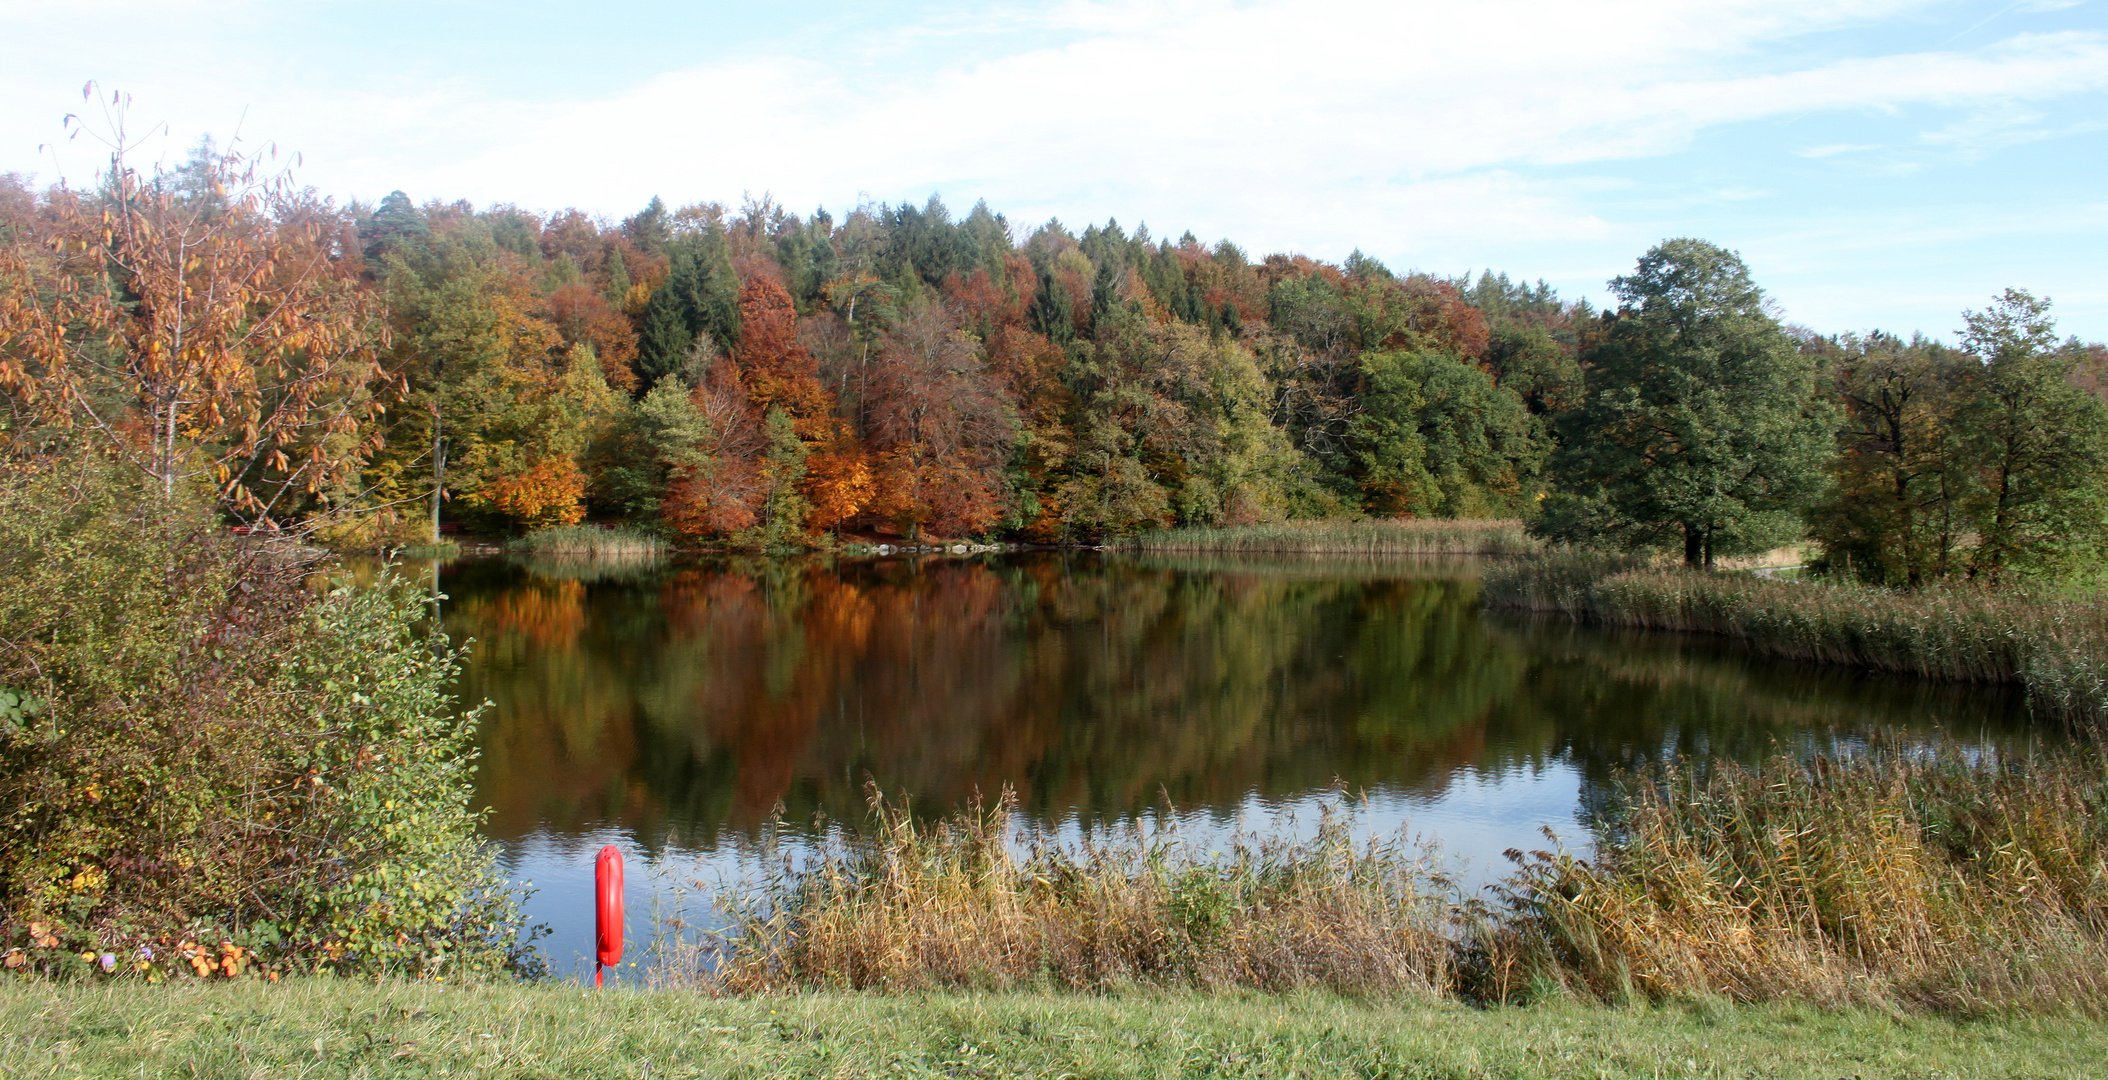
[{"x1": 4, "y1": 0, "x2": 2104, "y2": 334}]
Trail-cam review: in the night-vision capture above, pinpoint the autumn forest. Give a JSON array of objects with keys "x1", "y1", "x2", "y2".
[{"x1": 5, "y1": 134, "x2": 2107, "y2": 582}]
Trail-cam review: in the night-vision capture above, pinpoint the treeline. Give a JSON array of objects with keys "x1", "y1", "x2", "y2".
[
  {"x1": 335, "y1": 184, "x2": 1578, "y2": 548},
  {"x1": 4, "y1": 135, "x2": 2106, "y2": 580}
]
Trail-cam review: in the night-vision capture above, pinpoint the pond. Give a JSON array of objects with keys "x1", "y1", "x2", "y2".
[{"x1": 425, "y1": 551, "x2": 2042, "y2": 981}]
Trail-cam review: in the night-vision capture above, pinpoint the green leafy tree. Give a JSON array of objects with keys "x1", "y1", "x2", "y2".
[
  {"x1": 590, "y1": 380, "x2": 716, "y2": 520},
  {"x1": 1352, "y1": 349, "x2": 1540, "y2": 518},
  {"x1": 1537, "y1": 239, "x2": 1832, "y2": 567},
  {"x1": 1956, "y1": 289, "x2": 2108, "y2": 581},
  {"x1": 750, "y1": 406, "x2": 811, "y2": 547},
  {"x1": 1806, "y1": 332, "x2": 1974, "y2": 585}
]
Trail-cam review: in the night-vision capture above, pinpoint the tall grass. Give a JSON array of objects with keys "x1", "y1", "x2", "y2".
[
  {"x1": 662, "y1": 789, "x2": 1462, "y2": 996},
  {"x1": 1128, "y1": 518, "x2": 1539, "y2": 555},
  {"x1": 1484, "y1": 556, "x2": 2108, "y2": 725},
  {"x1": 507, "y1": 524, "x2": 665, "y2": 557},
  {"x1": 1491, "y1": 750, "x2": 2108, "y2": 1014},
  {"x1": 650, "y1": 752, "x2": 2108, "y2": 1015}
]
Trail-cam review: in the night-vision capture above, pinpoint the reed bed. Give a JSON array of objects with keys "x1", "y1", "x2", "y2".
[
  {"x1": 1484, "y1": 556, "x2": 2108, "y2": 724},
  {"x1": 507, "y1": 524, "x2": 666, "y2": 557},
  {"x1": 661, "y1": 789, "x2": 1463, "y2": 997},
  {"x1": 652, "y1": 752, "x2": 2108, "y2": 1016},
  {"x1": 1128, "y1": 518, "x2": 1539, "y2": 555},
  {"x1": 1492, "y1": 750, "x2": 2108, "y2": 1014}
]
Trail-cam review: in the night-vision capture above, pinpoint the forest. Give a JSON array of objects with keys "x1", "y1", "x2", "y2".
[{"x1": 4, "y1": 136, "x2": 2107, "y2": 583}]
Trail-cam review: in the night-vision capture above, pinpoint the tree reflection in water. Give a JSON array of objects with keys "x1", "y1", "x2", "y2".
[{"x1": 445, "y1": 552, "x2": 2040, "y2": 854}]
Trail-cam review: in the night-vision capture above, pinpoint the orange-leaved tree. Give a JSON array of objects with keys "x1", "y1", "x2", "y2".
[{"x1": 0, "y1": 89, "x2": 389, "y2": 522}]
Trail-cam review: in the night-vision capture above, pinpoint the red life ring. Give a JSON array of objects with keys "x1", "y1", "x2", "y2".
[{"x1": 595, "y1": 845, "x2": 624, "y2": 986}]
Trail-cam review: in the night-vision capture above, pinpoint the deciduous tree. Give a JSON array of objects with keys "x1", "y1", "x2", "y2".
[{"x1": 1537, "y1": 239, "x2": 1832, "y2": 567}]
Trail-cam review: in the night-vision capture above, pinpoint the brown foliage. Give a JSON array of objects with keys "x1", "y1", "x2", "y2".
[
  {"x1": 545, "y1": 283, "x2": 639, "y2": 390},
  {"x1": 864, "y1": 306, "x2": 1014, "y2": 537},
  {"x1": 537, "y1": 208, "x2": 606, "y2": 271},
  {"x1": 801, "y1": 432, "x2": 875, "y2": 533},
  {"x1": 942, "y1": 255, "x2": 1036, "y2": 334},
  {"x1": 480, "y1": 456, "x2": 589, "y2": 529},
  {"x1": 0, "y1": 107, "x2": 389, "y2": 519},
  {"x1": 662, "y1": 357, "x2": 766, "y2": 537},
  {"x1": 733, "y1": 278, "x2": 831, "y2": 427}
]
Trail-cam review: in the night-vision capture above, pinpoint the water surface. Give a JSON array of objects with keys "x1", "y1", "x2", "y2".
[{"x1": 432, "y1": 552, "x2": 2040, "y2": 979}]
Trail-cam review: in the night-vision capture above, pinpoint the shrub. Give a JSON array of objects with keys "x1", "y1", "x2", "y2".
[{"x1": 0, "y1": 456, "x2": 529, "y2": 980}]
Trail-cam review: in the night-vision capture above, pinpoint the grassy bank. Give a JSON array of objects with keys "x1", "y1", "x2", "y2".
[
  {"x1": 1128, "y1": 518, "x2": 1539, "y2": 555},
  {"x1": 1484, "y1": 556, "x2": 2108, "y2": 724},
  {"x1": 507, "y1": 524, "x2": 666, "y2": 557},
  {"x1": 6, "y1": 978, "x2": 2103, "y2": 1079}
]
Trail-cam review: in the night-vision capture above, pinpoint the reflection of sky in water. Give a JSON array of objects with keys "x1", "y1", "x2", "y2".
[
  {"x1": 439, "y1": 552, "x2": 2043, "y2": 981},
  {"x1": 514, "y1": 763, "x2": 1588, "y2": 983}
]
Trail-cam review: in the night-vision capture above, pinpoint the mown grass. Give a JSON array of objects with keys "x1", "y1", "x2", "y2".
[
  {"x1": 1483, "y1": 556, "x2": 2108, "y2": 724},
  {"x1": 1128, "y1": 518, "x2": 1540, "y2": 555},
  {"x1": 6, "y1": 978, "x2": 2105, "y2": 1079},
  {"x1": 507, "y1": 524, "x2": 666, "y2": 557}
]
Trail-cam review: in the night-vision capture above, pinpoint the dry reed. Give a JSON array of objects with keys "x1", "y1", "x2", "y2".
[
  {"x1": 507, "y1": 524, "x2": 666, "y2": 557},
  {"x1": 660, "y1": 788, "x2": 1463, "y2": 997},
  {"x1": 1484, "y1": 556, "x2": 2108, "y2": 724},
  {"x1": 1128, "y1": 518, "x2": 1539, "y2": 555},
  {"x1": 1490, "y1": 750, "x2": 2108, "y2": 1014},
  {"x1": 649, "y1": 751, "x2": 2108, "y2": 1016}
]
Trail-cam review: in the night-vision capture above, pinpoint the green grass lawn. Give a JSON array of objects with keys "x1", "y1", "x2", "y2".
[{"x1": 2, "y1": 980, "x2": 2102, "y2": 1079}]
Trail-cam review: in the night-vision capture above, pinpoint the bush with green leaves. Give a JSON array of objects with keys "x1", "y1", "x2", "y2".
[{"x1": 0, "y1": 455, "x2": 531, "y2": 980}]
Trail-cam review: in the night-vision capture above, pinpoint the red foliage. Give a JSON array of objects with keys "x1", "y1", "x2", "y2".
[
  {"x1": 862, "y1": 306, "x2": 1012, "y2": 538},
  {"x1": 662, "y1": 357, "x2": 767, "y2": 537},
  {"x1": 942, "y1": 253, "x2": 1037, "y2": 334}
]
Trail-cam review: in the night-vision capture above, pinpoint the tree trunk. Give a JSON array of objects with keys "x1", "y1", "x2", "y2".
[
  {"x1": 430, "y1": 409, "x2": 446, "y2": 546},
  {"x1": 1683, "y1": 522, "x2": 1704, "y2": 567}
]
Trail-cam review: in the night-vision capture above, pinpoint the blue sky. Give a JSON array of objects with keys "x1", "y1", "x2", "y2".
[{"x1": 4, "y1": 0, "x2": 2104, "y2": 340}]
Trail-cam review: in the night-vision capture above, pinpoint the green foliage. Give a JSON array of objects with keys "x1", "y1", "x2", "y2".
[
  {"x1": 747, "y1": 406, "x2": 811, "y2": 548},
  {"x1": 1956, "y1": 290, "x2": 2108, "y2": 581},
  {"x1": 1539, "y1": 239, "x2": 1833, "y2": 566},
  {"x1": 1805, "y1": 332, "x2": 1974, "y2": 585},
  {"x1": 637, "y1": 229, "x2": 742, "y2": 385},
  {"x1": 1808, "y1": 293, "x2": 2108, "y2": 586},
  {"x1": 9, "y1": 980, "x2": 2106, "y2": 1079},
  {"x1": 1351, "y1": 349, "x2": 1541, "y2": 517},
  {"x1": 0, "y1": 455, "x2": 528, "y2": 979},
  {"x1": 589, "y1": 380, "x2": 715, "y2": 520}
]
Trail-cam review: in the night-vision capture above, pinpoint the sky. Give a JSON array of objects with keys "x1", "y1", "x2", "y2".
[{"x1": 3, "y1": 0, "x2": 2104, "y2": 340}]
